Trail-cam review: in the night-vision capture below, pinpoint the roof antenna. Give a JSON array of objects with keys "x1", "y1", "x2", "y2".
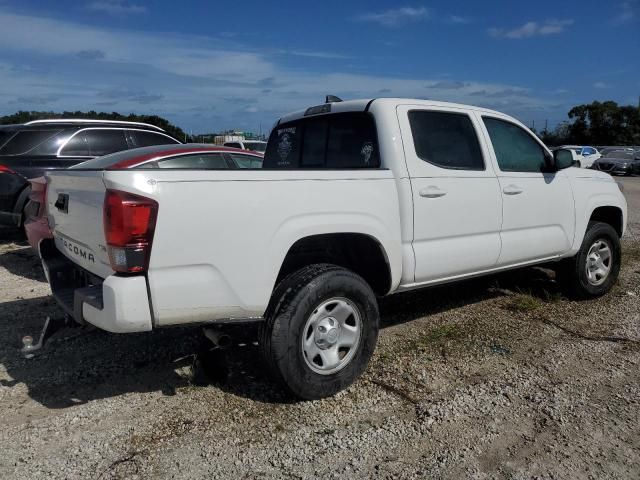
[{"x1": 325, "y1": 95, "x2": 343, "y2": 104}]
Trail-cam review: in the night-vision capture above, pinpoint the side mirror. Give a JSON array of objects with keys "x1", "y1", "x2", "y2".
[{"x1": 553, "y1": 149, "x2": 575, "y2": 170}]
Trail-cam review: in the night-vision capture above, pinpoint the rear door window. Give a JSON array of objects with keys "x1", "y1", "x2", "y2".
[
  {"x1": 129, "y1": 130, "x2": 179, "y2": 148},
  {"x1": 408, "y1": 111, "x2": 484, "y2": 170},
  {"x1": 264, "y1": 112, "x2": 379, "y2": 169},
  {"x1": 60, "y1": 132, "x2": 90, "y2": 156},
  {"x1": 85, "y1": 130, "x2": 128, "y2": 156},
  {"x1": 0, "y1": 129, "x2": 62, "y2": 155}
]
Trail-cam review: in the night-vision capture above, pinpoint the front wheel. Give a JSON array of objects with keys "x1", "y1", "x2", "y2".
[
  {"x1": 558, "y1": 221, "x2": 621, "y2": 298},
  {"x1": 260, "y1": 264, "x2": 379, "y2": 400}
]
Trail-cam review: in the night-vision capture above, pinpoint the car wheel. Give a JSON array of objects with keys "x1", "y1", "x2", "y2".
[
  {"x1": 260, "y1": 264, "x2": 379, "y2": 400},
  {"x1": 558, "y1": 221, "x2": 621, "y2": 298}
]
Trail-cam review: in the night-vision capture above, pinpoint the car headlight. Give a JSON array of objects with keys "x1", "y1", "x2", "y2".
[{"x1": 617, "y1": 181, "x2": 624, "y2": 193}]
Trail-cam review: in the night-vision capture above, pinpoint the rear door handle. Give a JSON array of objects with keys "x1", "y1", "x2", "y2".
[
  {"x1": 502, "y1": 184, "x2": 523, "y2": 195},
  {"x1": 419, "y1": 186, "x2": 447, "y2": 198}
]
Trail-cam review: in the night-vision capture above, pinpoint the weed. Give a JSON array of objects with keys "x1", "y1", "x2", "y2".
[
  {"x1": 505, "y1": 294, "x2": 542, "y2": 312},
  {"x1": 405, "y1": 324, "x2": 462, "y2": 353}
]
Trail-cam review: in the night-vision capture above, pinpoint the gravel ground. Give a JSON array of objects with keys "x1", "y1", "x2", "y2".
[{"x1": 1, "y1": 177, "x2": 639, "y2": 479}]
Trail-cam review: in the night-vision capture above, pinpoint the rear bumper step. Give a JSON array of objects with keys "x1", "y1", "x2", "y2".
[{"x1": 41, "y1": 240, "x2": 152, "y2": 333}]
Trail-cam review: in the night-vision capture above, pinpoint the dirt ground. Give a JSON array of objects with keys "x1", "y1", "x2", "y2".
[{"x1": 1, "y1": 178, "x2": 639, "y2": 479}]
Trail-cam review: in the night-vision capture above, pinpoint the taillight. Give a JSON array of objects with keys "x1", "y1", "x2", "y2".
[
  {"x1": 0, "y1": 165, "x2": 16, "y2": 173},
  {"x1": 103, "y1": 189, "x2": 158, "y2": 273}
]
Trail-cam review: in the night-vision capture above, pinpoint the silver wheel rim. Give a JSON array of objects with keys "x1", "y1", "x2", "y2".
[
  {"x1": 301, "y1": 297, "x2": 362, "y2": 375},
  {"x1": 586, "y1": 239, "x2": 612, "y2": 286}
]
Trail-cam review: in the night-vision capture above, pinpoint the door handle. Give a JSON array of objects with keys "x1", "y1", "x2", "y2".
[
  {"x1": 502, "y1": 184, "x2": 523, "y2": 195},
  {"x1": 419, "y1": 186, "x2": 447, "y2": 198}
]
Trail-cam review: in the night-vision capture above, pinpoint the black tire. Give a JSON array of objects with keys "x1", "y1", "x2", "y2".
[
  {"x1": 260, "y1": 264, "x2": 379, "y2": 400},
  {"x1": 558, "y1": 221, "x2": 621, "y2": 298}
]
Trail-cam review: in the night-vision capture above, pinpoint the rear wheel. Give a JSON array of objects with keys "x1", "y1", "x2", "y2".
[
  {"x1": 558, "y1": 221, "x2": 621, "y2": 298},
  {"x1": 260, "y1": 264, "x2": 379, "y2": 400}
]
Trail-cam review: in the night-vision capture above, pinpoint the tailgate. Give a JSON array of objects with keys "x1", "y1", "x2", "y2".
[{"x1": 46, "y1": 170, "x2": 114, "y2": 278}]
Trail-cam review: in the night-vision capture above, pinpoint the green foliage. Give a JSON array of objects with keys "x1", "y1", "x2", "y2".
[
  {"x1": 405, "y1": 324, "x2": 462, "y2": 353},
  {"x1": 540, "y1": 101, "x2": 640, "y2": 146},
  {"x1": 505, "y1": 294, "x2": 541, "y2": 312},
  {"x1": 0, "y1": 110, "x2": 192, "y2": 142}
]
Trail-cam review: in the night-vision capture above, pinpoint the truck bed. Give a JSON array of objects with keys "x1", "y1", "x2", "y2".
[{"x1": 45, "y1": 168, "x2": 403, "y2": 328}]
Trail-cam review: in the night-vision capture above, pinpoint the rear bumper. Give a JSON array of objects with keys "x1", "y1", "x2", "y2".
[{"x1": 41, "y1": 242, "x2": 153, "y2": 333}]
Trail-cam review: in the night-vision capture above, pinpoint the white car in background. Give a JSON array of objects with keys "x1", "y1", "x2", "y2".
[
  {"x1": 223, "y1": 140, "x2": 267, "y2": 153},
  {"x1": 556, "y1": 145, "x2": 601, "y2": 168}
]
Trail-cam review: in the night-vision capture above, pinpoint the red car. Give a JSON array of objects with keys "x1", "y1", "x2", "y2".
[{"x1": 25, "y1": 144, "x2": 263, "y2": 254}]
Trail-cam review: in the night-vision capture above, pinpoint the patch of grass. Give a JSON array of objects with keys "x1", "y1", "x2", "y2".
[
  {"x1": 540, "y1": 289, "x2": 564, "y2": 303},
  {"x1": 424, "y1": 324, "x2": 461, "y2": 342},
  {"x1": 405, "y1": 324, "x2": 462, "y2": 353},
  {"x1": 505, "y1": 293, "x2": 542, "y2": 312}
]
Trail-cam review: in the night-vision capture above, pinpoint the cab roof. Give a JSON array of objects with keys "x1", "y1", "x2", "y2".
[{"x1": 277, "y1": 98, "x2": 510, "y2": 125}]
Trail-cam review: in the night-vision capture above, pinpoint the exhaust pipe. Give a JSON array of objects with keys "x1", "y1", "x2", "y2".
[{"x1": 203, "y1": 328, "x2": 232, "y2": 349}]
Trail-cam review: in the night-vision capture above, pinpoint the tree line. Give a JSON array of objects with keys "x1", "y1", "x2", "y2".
[
  {"x1": 0, "y1": 111, "x2": 191, "y2": 142},
  {"x1": 2, "y1": 101, "x2": 638, "y2": 148},
  {"x1": 538, "y1": 101, "x2": 640, "y2": 147}
]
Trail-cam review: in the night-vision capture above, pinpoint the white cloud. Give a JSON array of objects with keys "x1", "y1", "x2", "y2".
[
  {"x1": 86, "y1": 1, "x2": 146, "y2": 15},
  {"x1": 593, "y1": 82, "x2": 609, "y2": 89},
  {"x1": 0, "y1": 11, "x2": 554, "y2": 132},
  {"x1": 489, "y1": 19, "x2": 574, "y2": 39},
  {"x1": 355, "y1": 6, "x2": 430, "y2": 27},
  {"x1": 611, "y1": 1, "x2": 637, "y2": 24},
  {"x1": 447, "y1": 15, "x2": 472, "y2": 25}
]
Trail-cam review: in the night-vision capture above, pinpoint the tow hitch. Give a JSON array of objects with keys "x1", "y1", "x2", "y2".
[{"x1": 21, "y1": 316, "x2": 75, "y2": 358}]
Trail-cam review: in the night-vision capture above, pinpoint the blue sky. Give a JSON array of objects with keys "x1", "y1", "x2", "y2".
[{"x1": 0, "y1": 0, "x2": 638, "y2": 134}]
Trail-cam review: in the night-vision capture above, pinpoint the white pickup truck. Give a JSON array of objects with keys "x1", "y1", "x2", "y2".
[{"x1": 41, "y1": 98, "x2": 627, "y2": 399}]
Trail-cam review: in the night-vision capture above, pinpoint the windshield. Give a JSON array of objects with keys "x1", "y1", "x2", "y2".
[{"x1": 244, "y1": 142, "x2": 267, "y2": 152}]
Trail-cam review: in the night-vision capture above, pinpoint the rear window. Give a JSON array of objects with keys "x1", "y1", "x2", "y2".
[
  {"x1": 0, "y1": 129, "x2": 62, "y2": 155},
  {"x1": 70, "y1": 145, "x2": 165, "y2": 169},
  {"x1": 153, "y1": 153, "x2": 229, "y2": 169},
  {"x1": 130, "y1": 130, "x2": 179, "y2": 148},
  {"x1": 263, "y1": 112, "x2": 379, "y2": 169}
]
